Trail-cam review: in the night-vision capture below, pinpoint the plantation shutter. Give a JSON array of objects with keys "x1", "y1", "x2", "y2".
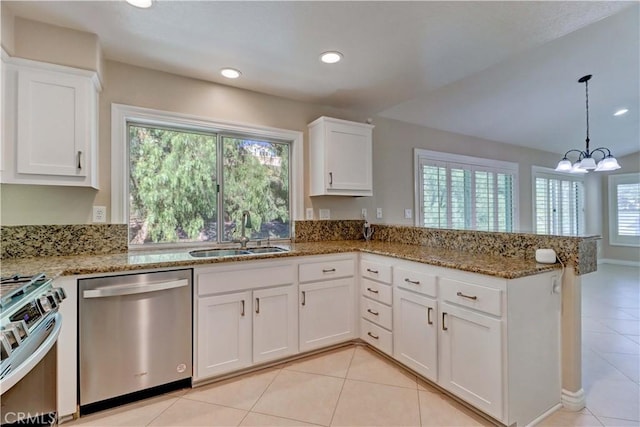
[
  {"x1": 534, "y1": 172, "x2": 584, "y2": 236},
  {"x1": 617, "y1": 182, "x2": 640, "y2": 236},
  {"x1": 418, "y1": 157, "x2": 516, "y2": 232}
]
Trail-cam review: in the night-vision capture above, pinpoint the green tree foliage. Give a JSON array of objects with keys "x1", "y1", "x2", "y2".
[
  {"x1": 223, "y1": 137, "x2": 289, "y2": 240},
  {"x1": 129, "y1": 126, "x2": 217, "y2": 243}
]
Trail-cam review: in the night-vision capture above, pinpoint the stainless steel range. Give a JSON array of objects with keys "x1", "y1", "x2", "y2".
[{"x1": 0, "y1": 273, "x2": 66, "y2": 426}]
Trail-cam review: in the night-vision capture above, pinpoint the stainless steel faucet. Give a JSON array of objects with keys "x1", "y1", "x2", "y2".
[{"x1": 234, "y1": 210, "x2": 252, "y2": 248}]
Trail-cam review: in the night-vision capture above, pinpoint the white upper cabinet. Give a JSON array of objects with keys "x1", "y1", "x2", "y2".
[
  {"x1": 1, "y1": 54, "x2": 101, "y2": 188},
  {"x1": 308, "y1": 117, "x2": 374, "y2": 196}
]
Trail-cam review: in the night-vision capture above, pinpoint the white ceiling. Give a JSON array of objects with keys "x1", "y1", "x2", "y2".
[{"x1": 5, "y1": 1, "x2": 639, "y2": 157}]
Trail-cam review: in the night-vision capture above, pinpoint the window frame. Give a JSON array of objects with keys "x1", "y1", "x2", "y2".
[
  {"x1": 413, "y1": 149, "x2": 519, "y2": 231},
  {"x1": 531, "y1": 166, "x2": 585, "y2": 236},
  {"x1": 112, "y1": 104, "x2": 303, "y2": 248},
  {"x1": 608, "y1": 172, "x2": 640, "y2": 247}
]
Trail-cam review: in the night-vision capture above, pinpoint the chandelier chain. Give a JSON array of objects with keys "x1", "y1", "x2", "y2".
[{"x1": 584, "y1": 77, "x2": 590, "y2": 154}]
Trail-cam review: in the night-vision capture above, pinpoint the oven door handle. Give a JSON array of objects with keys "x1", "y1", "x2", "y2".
[
  {"x1": 0, "y1": 312, "x2": 62, "y2": 393},
  {"x1": 82, "y1": 279, "x2": 188, "y2": 299}
]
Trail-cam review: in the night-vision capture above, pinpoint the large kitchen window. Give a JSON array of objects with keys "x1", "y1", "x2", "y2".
[
  {"x1": 609, "y1": 173, "x2": 640, "y2": 247},
  {"x1": 112, "y1": 104, "x2": 303, "y2": 247},
  {"x1": 414, "y1": 149, "x2": 518, "y2": 231},
  {"x1": 532, "y1": 167, "x2": 584, "y2": 236}
]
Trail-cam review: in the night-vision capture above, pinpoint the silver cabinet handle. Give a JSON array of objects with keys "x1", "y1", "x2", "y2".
[
  {"x1": 427, "y1": 307, "x2": 433, "y2": 325},
  {"x1": 301, "y1": 291, "x2": 306, "y2": 306},
  {"x1": 322, "y1": 268, "x2": 336, "y2": 273},
  {"x1": 329, "y1": 172, "x2": 333, "y2": 185},
  {"x1": 404, "y1": 278, "x2": 420, "y2": 285},
  {"x1": 366, "y1": 287, "x2": 379, "y2": 294},
  {"x1": 77, "y1": 151, "x2": 82, "y2": 169},
  {"x1": 255, "y1": 298, "x2": 260, "y2": 314},
  {"x1": 83, "y1": 279, "x2": 188, "y2": 298},
  {"x1": 366, "y1": 268, "x2": 379, "y2": 274},
  {"x1": 442, "y1": 312, "x2": 448, "y2": 331},
  {"x1": 367, "y1": 308, "x2": 379, "y2": 316},
  {"x1": 241, "y1": 300, "x2": 245, "y2": 316},
  {"x1": 456, "y1": 291, "x2": 478, "y2": 301},
  {"x1": 367, "y1": 332, "x2": 379, "y2": 340}
]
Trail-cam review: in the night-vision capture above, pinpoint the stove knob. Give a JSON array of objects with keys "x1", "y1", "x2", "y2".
[
  {"x1": 54, "y1": 287, "x2": 67, "y2": 301},
  {"x1": 37, "y1": 296, "x2": 52, "y2": 313},
  {"x1": 0, "y1": 334, "x2": 13, "y2": 361},
  {"x1": 46, "y1": 291, "x2": 60, "y2": 307}
]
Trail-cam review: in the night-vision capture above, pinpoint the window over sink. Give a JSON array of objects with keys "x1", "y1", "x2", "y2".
[{"x1": 112, "y1": 104, "x2": 303, "y2": 247}]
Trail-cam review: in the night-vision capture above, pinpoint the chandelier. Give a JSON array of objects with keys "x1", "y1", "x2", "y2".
[{"x1": 555, "y1": 74, "x2": 621, "y2": 173}]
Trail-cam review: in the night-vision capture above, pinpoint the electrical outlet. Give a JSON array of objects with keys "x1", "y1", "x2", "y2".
[
  {"x1": 93, "y1": 206, "x2": 107, "y2": 223},
  {"x1": 361, "y1": 208, "x2": 367, "y2": 219},
  {"x1": 376, "y1": 208, "x2": 383, "y2": 219},
  {"x1": 319, "y1": 209, "x2": 331, "y2": 220},
  {"x1": 404, "y1": 208, "x2": 412, "y2": 219},
  {"x1": 305, "y1": 208, "x2": 314, "y2": 220}
]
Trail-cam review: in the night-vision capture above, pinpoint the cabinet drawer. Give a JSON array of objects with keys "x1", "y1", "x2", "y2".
[
  {"x1": 360, "y1": 260, "x2": 392, "y2": 284},
  {"x1": 394, "y1": 267, "x2": 437, "y2": 297},
  {"x1": 299, "y1": 258, "x2": 354, "y2": 283},
  {"x1": 440, "y1": 277, "x2": 502, "y2": 317},
  {"x1": 361, "y1": 318, "x2": 392, "y2": 355},
  {"x1": 361, "y1": 278, "x2": 392, "y2": 305},
  {"x1": 360, "y1": 297, "x2": 392, "y2": 330}
]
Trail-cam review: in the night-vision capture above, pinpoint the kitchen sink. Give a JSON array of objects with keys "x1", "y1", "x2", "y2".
[
  {"x1": 189, "y1": 246, "x2": 289, "y2": 258},
  {"x1": 246, "y1": 246, "x2": 289, "y2": 254},
  {"x1": 189, "y1": 249, "x2": 251, "y2": 258}
]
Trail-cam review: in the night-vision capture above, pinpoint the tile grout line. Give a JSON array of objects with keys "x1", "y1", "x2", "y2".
[
  {"x1": 327, "y1": 346, "x2": 358, "y2": 427},
  {"x1": 236, "y1": 365, "x2": 286, "y2": 425},
  {"x1": 144, "y1": 393, "x2": 182, "y2": 426}
]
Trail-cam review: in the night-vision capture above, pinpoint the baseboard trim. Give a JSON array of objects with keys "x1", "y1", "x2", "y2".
[
  {"x1": 598, "y1": 258, "x2": 640, "y2": 267},
  {"x1": 527, "y1": 403, "x2": 563, "y2": 426},
  {"x1": 561, "y1": 388, "x2": 586, "y2": 411}
]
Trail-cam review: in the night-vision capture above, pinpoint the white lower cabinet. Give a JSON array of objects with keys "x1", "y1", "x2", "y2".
[
  {"x1": 197, "y1": 291, "x2": 252, "y2": 378},
  {"x1": 439, "y1": 301, "x2": 503, "y2": 420},
  {"x1": 393, "y1": 288, "x2": 438, "y2": 383},
  {"x1": 298, "y1": 254, "x2": 356, "y2": 352},
  {"x1": 194, "y1": 261, "x2": 298, "y2": 381},
  {"x1": 252, "y1": 285, "x2": 298, "y2": 364},
  {"x1": 391, "y1": 259, "x2": 561, "y2": 426},
  {"x1": 299, "y1": 278, "x2": 355, "y2": 351}
]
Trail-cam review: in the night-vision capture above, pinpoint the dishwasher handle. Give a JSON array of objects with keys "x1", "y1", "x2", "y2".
[{"x1": 83, "y1": 279, "x2": 189, "y2": 299}]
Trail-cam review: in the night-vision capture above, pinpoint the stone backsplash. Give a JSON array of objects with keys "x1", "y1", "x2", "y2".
[
  {"x1": 294, "y1": 220, "x2": 599, "y2": 275},
  {"x1": 1, "y1": 224, "x2": 128, "y2": 259}
]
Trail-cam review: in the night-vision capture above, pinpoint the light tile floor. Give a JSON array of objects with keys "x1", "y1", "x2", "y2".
[{"x1": 68, "y1": 264, "x2": 639, "y2": 427}]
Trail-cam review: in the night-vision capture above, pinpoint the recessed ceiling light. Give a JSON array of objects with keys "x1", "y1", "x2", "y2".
[
  {"x1": 320, "y1": 51, "x2": 343, "y2": 64},
  {"x1": 125, "y1": 0, "x2": 152, "y2": 8},
  {"x1": 221, "y1": 68, "x2": 241, "y2": 79},
  {"x1": 613, "y1": 108, "x2": 629, "y2": 116}
]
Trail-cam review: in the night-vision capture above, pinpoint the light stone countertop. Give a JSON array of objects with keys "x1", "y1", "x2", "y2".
[{"x1": 0, "y1": 240, "x2": 560, "y2": 281}]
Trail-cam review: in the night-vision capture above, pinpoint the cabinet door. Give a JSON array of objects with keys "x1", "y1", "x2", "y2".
[
  {"x1": 196, "y1": 291, "x2": 252, "y2": 379},
  {"x1": 299, "y1": 278, "x2": 354, "y2": 352},
  {"x1": 17, "y1": 68, "x2": 89, "y2": 177},
  {"x1": 393, "y1": 288, "x2": 438, "y2": 382},
  {"x1": 325, "y1": 121, "x2": 372, "y2": 192},
  {"x1": 439, "y1": 302, "x2": 503, "y2": 421},
  {"x1": 253, "y1": 285, "x2": 298, "y2": 364}
]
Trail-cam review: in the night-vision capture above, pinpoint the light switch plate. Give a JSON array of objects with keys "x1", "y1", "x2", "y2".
[
  {"x1": 361, "y1": 208, "x2": 367, "y2": 219},
  {"x1": 93, "y1": 206, "x2": 107, "y2": 223},
  {"x1": 305, "y1": 208, "x2": 314, "y2": 220},
  {"x1": 319, "y1": 209, "x2": 330, "y2": 220},
  {"x1": 376, "y1": 208, "x2": 383, "y2": 219},
  {"x1": 404, "y1": 208, "x2": 412, "y2": 219}
]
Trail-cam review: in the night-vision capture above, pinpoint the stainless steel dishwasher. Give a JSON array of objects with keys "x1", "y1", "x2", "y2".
[{"x1": 79, "y1": 269, "x2": 192, "y2": 414}]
